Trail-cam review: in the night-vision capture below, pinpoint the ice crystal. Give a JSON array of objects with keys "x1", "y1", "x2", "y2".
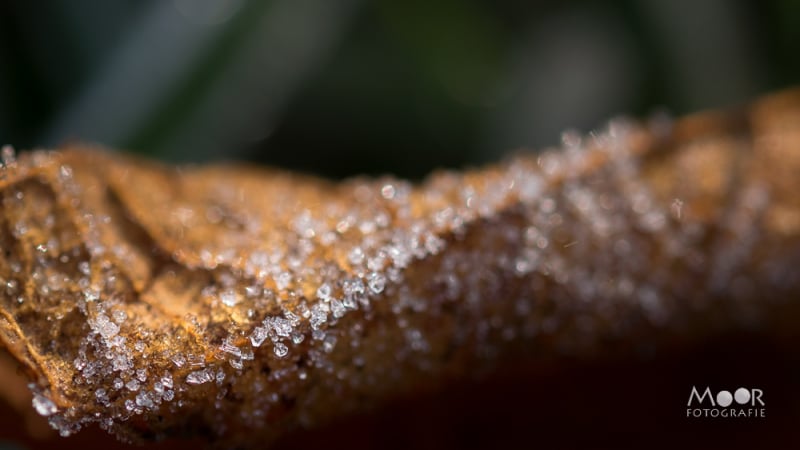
[
  {"x1": 186, "y1": 369, "x2": 214, "y2": 385},
  {"x1": 273, "y1": 342, "x2": 288, "y2": 358},
  {"x1": 250, "y1": 326, "x2": 269, "y2": 347},
  {"x1": 367, "y1": 272, "x2": 386, "y2": 294},
  {"x1": 32, "y1": 392, "x2": 57, "y2": 417}
]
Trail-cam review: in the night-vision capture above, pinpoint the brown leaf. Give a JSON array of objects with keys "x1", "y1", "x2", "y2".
[{"x1": 0, "y1": 89, "x2": 799, "y2": 447}]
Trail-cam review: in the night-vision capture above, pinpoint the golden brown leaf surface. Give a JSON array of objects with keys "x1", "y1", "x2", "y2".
[{"x1": 0, "y1": 89, "x2": 799, "y2": 447}]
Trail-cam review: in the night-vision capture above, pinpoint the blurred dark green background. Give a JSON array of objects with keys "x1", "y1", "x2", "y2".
[{"x1": 1, "y1": 0, "x2": 798, "y2": 179}]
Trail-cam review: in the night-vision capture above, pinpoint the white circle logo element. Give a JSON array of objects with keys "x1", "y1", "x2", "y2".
[
  {"x1": 716, "y1": 390, "x2": 733, "y2": 407},
  {"x1": 734, "y1": 387, "x2": 751, "y2": 405}
]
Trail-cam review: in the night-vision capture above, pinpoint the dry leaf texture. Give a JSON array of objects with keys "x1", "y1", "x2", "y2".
[{"x1": 0, "y1": 89, "x2": 799, "y2": 446}]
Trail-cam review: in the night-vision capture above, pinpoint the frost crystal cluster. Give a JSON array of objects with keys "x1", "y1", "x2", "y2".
[{"x1": 0, "y1": 89, "x2": 799, "y2": 446}]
